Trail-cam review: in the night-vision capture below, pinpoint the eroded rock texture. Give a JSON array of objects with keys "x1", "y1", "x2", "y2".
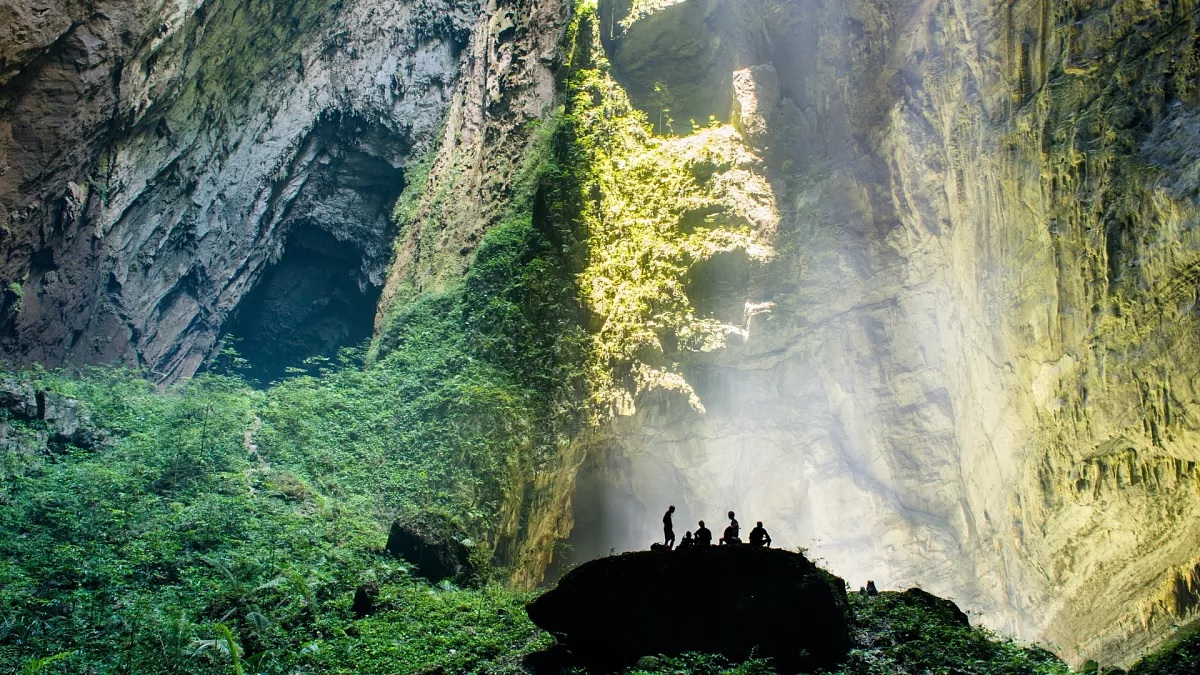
[
  {"x1": 373, "y1": 0, "x2": 575, "y2": 587},
  {"x1": 561, "y1": 0, "x2": 1200, "y2": 667},
  {"x1": 0, "y1": 0, "x2": 479, "y2": 380}
]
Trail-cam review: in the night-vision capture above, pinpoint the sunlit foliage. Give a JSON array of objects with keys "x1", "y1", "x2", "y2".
[{"x1": 563, "y1": 4, "x2": 776, "y2": 417}]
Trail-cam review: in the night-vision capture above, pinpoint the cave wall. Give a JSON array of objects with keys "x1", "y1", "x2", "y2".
[
  {"x1": 4, "y1": 0, "x2": 1200, "y2": 666},
  {"x1": 372, "y1": 0, "x2": 575, "y2": 586},
  {"x1": 0, "y1": 0, "x2": 481, "y2": 380},
  {"x1": 563, "y1": 0, "x2": 1200, "y2": 667}
]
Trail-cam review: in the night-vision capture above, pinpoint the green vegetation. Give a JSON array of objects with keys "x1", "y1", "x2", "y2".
[
  {"x1": 832, "y1": 592, "x2": 1069, "y2": 675},
  {"x1": 2, "y1": 363, "x2": 1191, "y2": 672},
  {"x1": 1127, "y1": 619, "x2": 1200, "y2": 675},
  {"x1": 0, "y1": 368, "x2": 550, "y2": 673},
  {"x1": 561, "y1": 3, "x2": 776, "y2": 417}
]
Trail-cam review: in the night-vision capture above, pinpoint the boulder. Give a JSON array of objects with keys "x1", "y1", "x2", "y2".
[
  {"x1": 385, "y1": 514, "x2": 476, "y2": 586},
  {"x1": 526, "y1": 547, "x2": 852, "y2": 672},
  {"x1": 352, "y1": 580, "x2": 380, "y2": 618},
  {"x1": 893, "y1": 587, "x2": 970, "y2": 628},
  {"x1": 0, "y1": 379, "x2": 104, "y2": 452}
]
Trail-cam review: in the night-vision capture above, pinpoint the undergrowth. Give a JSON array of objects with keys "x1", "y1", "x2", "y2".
[{"x1": 0, "y1": 368, "x2": 551, "y2": 673}]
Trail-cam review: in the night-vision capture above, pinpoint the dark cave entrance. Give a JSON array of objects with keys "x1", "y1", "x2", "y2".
[
  {"x1": 213, "y1": 110, "x2": 410, "y2": 385},
  {"x1": 220, "y1": 227, "x2": 382, "y2": 385}
]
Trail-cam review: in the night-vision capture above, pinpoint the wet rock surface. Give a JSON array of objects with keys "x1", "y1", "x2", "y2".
[{"x1": 526, "y1": 547, "x2": 852, "y2": 672}]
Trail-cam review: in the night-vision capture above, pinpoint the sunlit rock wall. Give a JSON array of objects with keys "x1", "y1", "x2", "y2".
[
  {"x1": 567, "y1": 0, "x2": 1200, "y2": 667},
  {"x1": 0, "y1": 0, "x2": 480, "y2": 380},
  {"x1": 372, "y1": 0, "x2": 575, "y2": 586}
]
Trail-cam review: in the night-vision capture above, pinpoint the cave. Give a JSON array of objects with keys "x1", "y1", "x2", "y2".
[
  {"x1": 220, "y1": 227, "x2": 383, "y2": 385},
  {"x1": 216, "y1": 110, "x2": 408, "y2": 384}
]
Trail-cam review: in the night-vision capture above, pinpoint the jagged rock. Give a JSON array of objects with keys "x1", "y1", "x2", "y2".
[
  {"x1": 0, "y1": 0, "x2": 484, "y2": 381},
  {"x1": 386, "y1": 514, "x2": 476, "y2": 586},
  {"x1": 525, "y1": 547, "x2": 852, "y2": 672},
  {"x1": 0, "y1": 378, "x2": 102, "y2": 451},
  {"x1": 890, "y1": 587, "x2": 970, "y2": 628},
  {"x1": 553, "y1": 1, "x2": 1200, "y2": 668}
]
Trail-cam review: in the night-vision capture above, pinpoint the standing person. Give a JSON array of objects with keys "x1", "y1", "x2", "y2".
[
  {"x1": 727, "y1": 511, "x2": 740, "y2": 541},
  {"x1": 749, "y1": 521, "x2": 772, "y2": 548},
  {"x1": 695, "y1": 520, "x2": 713, "y2": 546},
  {"x1": 663, "y1": 505, "x2": 676, "y2": 549}
]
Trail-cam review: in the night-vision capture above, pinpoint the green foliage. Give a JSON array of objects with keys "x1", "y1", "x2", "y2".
[
  {"x1": 832, "y1": 592, "x2": 1070, "y2": 675},
  {"x1": 0, "y1": 367, "x2": 550, "y2": 673},
  {"x1": 1128, "y1": 619, "x2": 1200, "y2": 675},
  {"x1": 561, "y1": 4, "x2": 776, "y2": 417},
  {"x1": 21, "y1": 651, "x2": 71, "y2": 674},
  {"x1": 607, "y1": 652, "x2": 776, "y2": 674}
]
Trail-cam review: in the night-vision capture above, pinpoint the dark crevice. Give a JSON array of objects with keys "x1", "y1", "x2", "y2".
[{"x1": 220, "y1": 227, "x2": 382, "y2": 386}]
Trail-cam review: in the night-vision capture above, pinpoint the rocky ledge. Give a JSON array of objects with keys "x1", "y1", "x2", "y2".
[{"x1": 525, "y1": 547, "x2": 851, "y2": 672}]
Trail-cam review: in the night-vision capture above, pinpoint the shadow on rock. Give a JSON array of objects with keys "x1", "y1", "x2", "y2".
[{"x1": 525, "y1": 547, "x2": 851, "y2": 673}]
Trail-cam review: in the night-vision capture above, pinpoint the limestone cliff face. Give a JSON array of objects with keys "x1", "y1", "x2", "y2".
[
  {"x1": 561, "y1": 0, "x2": 1200, "y2": 667},
  {"x1": 4, "y1": 0, "x2": 1200, "y2": 667},
  {"x1": 0, "y1": 0, "x2": 480, "y2": 380},
  {"x1": 373, "y1": 0, "x2": 575, "y2": 587}
]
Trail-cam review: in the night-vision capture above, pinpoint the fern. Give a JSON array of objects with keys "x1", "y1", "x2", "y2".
[{"x1": 22, "y1": 652, "x2": 72, "y2": 675}]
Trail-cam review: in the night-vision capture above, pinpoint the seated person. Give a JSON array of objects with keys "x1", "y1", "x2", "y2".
[
  {"x1": 695, "y1": 520, "x2": 713, "y2": 546},
  {"x1": 677, "y1": 531, "x2": 695, "y2": 550},
  {"x1": 748, "y1": 521, "x2": 772, "y2": 547},
  {"x1": 720, "y1": 524, "x2": 741, "y2": 545}
]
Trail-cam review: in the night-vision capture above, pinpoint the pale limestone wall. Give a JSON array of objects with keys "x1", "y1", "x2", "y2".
[
  {"x1": 0, "y1": 0, "x2": 479, "y2": 380},
  {"x1": 570, "y1": 0, "x2": 1200, "y2": 666}
]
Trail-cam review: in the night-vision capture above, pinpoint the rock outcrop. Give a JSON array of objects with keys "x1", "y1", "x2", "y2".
[
  {"x1": 0, "y1": 378, "x2": 102, "y2": 452},
  {"x1": 0, "y1": 0, "x2": 480, "y2": 381},
  {"x1": 526, "y1": 547, "x2": 852, "y2": 672},
  {"x1": 386, "y1": 514, "x2": 477, "y2": 585}
]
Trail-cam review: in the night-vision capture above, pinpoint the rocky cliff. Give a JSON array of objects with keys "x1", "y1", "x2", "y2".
[
  {"x1": 3, "y1": 0, "x2": 1200, "y2": 669},
  {"x1": 0, "y1": 0, "x2": 484, "y2": 381},
  {"x1": 555, "y1": 0, "x2": 1200, "y2": 667}
]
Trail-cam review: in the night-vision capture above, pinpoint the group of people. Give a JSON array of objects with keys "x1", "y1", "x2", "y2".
[{"x1": 660, "y1": 505, "x2": 772, "y2": 550}]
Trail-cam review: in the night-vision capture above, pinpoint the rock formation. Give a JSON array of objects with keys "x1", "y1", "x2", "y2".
[
  {"x1": 526, "y1": 547, "x2": 852, "y2": 672},
  {"x1": 3, "y1": 0, "x2": 1200, "y2": 668},
  {"x1": 556, "y1": 0, "x2": 1200, "y2": 667},
  {"x1": 0, "y1": 0, "x2": 480, "y2": 381},
  {"x1": 386, "y1": 513, "x2": 478, "y2": 585}
]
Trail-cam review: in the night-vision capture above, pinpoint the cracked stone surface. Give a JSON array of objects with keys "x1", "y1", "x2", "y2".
[{"x1": 0, "y1": 0, "x2": 479, "y2": 380}]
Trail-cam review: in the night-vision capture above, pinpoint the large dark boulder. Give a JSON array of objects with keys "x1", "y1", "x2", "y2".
[
  {"x1": 385, "y1": 514, "x2": 477, "y2": 586},
  {"x1": 526, "y1": 547, "x2": 852, "y2": 672}
]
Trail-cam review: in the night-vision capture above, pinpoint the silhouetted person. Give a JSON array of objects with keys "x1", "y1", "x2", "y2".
[
  {"x1": 720, "y1": 511, "x2": 741, "y2": 545},
  {"x1": 663, "y1": 505, "x2": 676, "y2": 549},
  {"x1": 749, "y1": 521, "x2": 771, "y2": 548},
  {"x1": 695, "y1": 520, "x2": 712, "y2": 546},
  {"x1": 866, "y1": 580, "x2": 878, "y2": 596},
  {"x1": 677, "y1": 531, "x2": 695, "y2": 550}
]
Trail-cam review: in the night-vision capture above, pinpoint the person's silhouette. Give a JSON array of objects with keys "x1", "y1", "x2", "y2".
[
  {"x1": 695, "y1": 520, "x2": 712, "y2": 546},
  {"x1": 720, "y1": 511, "x2": 741, "y2": 545},
  {"x1": 677, "y1": 531, "x2": 695, "y2": 550},
  {"x1": 748, "y1": 521, "x2": 771, "y2": 547},
  {"x1": 663, "y1": 505, "x2": 676, "y2": 549}
]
